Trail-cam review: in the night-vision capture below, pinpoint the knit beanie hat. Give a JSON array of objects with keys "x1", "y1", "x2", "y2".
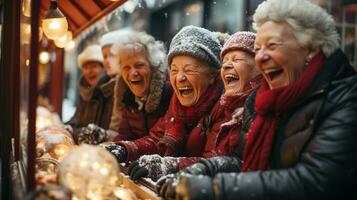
[
  {"x1": 77, "y1": 45, "x2": 103, "y2": 68},
  {"x1": 221, "y1": 31, "x2": 256, "y2": 59},
  {"x1": 99, "y1": 28, "x2": 133, "y2": 48},
  {"x1": 168, "y1": 25, "x2": 222, "y2": 69}
]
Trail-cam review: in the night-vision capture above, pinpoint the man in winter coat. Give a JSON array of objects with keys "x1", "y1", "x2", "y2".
[{"x1": 157, "y1": 0, "x2": 357, "y2": 199}]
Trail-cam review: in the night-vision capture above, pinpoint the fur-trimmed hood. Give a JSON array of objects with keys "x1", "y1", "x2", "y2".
[{"x1": 114, "y1": 60, "x2": 168, "y2": 113}]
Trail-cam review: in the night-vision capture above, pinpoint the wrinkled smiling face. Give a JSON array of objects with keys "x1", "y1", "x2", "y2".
[
  {"x1": 221, "y1": 50, "x2": 259, "y2": 96},
  {"x1": 254, "y1": 21, "x2": 309, "y2": 89},
  {"x1": 170, "y1": 55, "x2": 215, "y2": 107},
  {"x1": 82, "y1": 61, "x2": 102, "y2": 86},
  {"x1": 119, "y1": 51, "x2": 152, "y2": 97},
  {"x1": 102, "y1": 45, "x2": 118, "y2": 77}
]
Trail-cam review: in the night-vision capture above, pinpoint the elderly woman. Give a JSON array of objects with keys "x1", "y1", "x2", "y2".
[
  {"x1": 77, "y1": 31, "x2": 173, "y2": 145},
  {"x1": 66, "y1": 45, "x2": 106, "y2": 133},
  {"x1": 127, "y1": 31, "x2": 262, "y2": 181},
  {"x1": 157, "y1": 0, "x2": 357, "y2": 200},
  {"x1": 104, "y1": 25, "x2": 224, "y2": 164}
]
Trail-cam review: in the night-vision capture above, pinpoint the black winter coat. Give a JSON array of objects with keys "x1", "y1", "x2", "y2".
[
  {"x1": 66, "y1": 75, "x2": 115, "y2": 131},
  {"x1": 199, "y1": 50, "x2": 357, "y2": 200}
]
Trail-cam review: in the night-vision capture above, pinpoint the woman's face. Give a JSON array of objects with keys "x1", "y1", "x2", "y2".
[
  {"x1": 102, "y1": 46, "x2": 118, "y2": 77},
  {"x1": 82, "y1": 61, "x2": 102, "y2": 86},
  {"x1": 254, "y1": 21, "x2": 309, "y2": 90},
  {"x1": 221, "y1": 50, "x2": 259, "y2": 96},
  {"x1": 170, "y1": 55, "x2": 215, "y2": 107},
  {"x1": 119, "y1": 50, "x2": 152, "y2": 97}
]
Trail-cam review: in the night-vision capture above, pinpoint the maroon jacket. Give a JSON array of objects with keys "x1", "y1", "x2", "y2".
[
  {"x1": 178, "y1": 75, "x2": 261, "y2": 169},
  {"x1": 113, "y1": 81, "x2": 172, "y2": 141},
  {"x1": 117, "y1": 77, "x2": 224, "y2": 161}
]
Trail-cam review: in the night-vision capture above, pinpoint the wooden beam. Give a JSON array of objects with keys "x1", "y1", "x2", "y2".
[
  {"x1": 70, "y1": 0, "x2": 92, "y2": 20},
  {"x1": 73, "y1": 0, "x2": 127, "y2": 37},
  {"x1": 93, "y1": 0, "x2": 106, "y2": 9}
]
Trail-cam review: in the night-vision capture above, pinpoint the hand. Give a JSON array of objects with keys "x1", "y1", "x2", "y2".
[
  {"x1": 175, "y1": 175, "x2": 214, "y2": 200},
  {"x1": 77, "y1": 123, "x2": 107, "y2": 145},
  {"x1": 156, "y1": 173, "x2": 179, "y2": 199},
  {"x1": 101, "y1": 143, "x2": 127, "y2": 163},
  {"x1": 128, "y1": 154, "x2": 179, "y2": 181}
]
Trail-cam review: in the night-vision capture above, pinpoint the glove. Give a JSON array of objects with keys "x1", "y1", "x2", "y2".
[
  {"x1": 77, "y1": 123, "x2": 107, "y2": 145},
  {"x1": 128, "y1": 154, "x2": 179, "y2": 181},
  {"x1": 175, "y1": 175, "x2": 215, "y2": 200},
  {"x1": 156, "y1": 161, "x2": 209, "y2": 198},
  {"x1": 156, "y1": 173, "x2": 179, "y2": 199},
  {"x1": 157, "y1": 174, "x2": 215, "y2": 200},
  {"x1": 100, "y1": 143, "x2": 127, "y2": 163}
]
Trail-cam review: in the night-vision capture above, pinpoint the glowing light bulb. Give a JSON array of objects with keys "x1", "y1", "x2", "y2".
[
  {"x1": 54, "y1": 31, "x2": 72, "y2": 48},
  {"x1": 39, "y1": 51, "x2": 50, "y2": 64}
]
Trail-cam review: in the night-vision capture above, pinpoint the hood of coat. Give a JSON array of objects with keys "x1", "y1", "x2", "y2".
[{"x1": 114, "y1": 59, "x2": 168, "y2": 113}]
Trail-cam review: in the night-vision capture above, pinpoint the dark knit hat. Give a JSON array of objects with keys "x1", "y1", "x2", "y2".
[
  {"x1": 168, "y1": 25, "x2": 222, "y2": 69},
  {"x1": 221, "y1": 31, "x2": 256, "y2": 59}
]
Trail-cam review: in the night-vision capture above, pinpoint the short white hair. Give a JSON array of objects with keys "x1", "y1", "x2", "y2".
[
  {"x1": 110, "y1": 31, "x2": 166, "y2": 71},
  {"x1": 253, "y1": 0, "x2": 340, "y2": 57}
]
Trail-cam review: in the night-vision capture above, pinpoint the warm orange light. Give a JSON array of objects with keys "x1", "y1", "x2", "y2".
[
  {"x1": 54, "y1": 31, "x2": 72, "y2": 48},
  {"x1": 42, "y1": 0, "x2": 68, "y2": 39}
]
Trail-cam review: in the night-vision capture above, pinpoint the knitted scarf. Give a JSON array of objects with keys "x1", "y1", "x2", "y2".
[
  {"x1": 160, "y1": 75, "x2": 223, "y2": 155},
  {"x1": 242, "y1": 53, "x2": 326, "y2": 171}
]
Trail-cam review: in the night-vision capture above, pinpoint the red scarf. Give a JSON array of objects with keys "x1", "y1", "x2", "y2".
[
  {"x1": 162, "y1": 76, "x2": 223, "y2": 154},
  {"x1": 242, "y1": 53, "x2": 326, "y2": 171}
]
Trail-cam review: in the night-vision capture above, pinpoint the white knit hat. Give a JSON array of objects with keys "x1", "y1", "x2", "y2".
[
  {"x1": 99, "y1": 28, "x2": 133, "y2": 48},
  {"x1": 77, "y1": 45, "x2": 103, "y2": 68}
]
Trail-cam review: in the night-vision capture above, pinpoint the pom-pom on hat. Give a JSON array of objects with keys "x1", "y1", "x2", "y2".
[
  {"x1": 221, "y1": 31, "x2": 256, "y2": 59},
  {"x1": 77, "y1": 45, "x2": 103, "y2": 68},
  {"x1": 167, "y1": 25, "x2": 222, "y2": 69},
  {"x1": 99, "y1": 28, "x2": 133, "y2": 48}
]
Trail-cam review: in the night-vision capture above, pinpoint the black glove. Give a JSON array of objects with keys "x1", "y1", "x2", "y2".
[
  {"x1": 157, "y1": 174, "x2": 215, "y2": 200},
  {"x1": 77, "y1": 123, "x2": 107, "y2": 145},
  {"x1": 176, "y1": 175, "x2": 215, "y2": 200},
  {"x1": 156, "y1": 173, "x2": 179, "y2": 199},
  {"x1": 101, "y1": 143, "x2": 127, "y2": 163},
  {"x1": 128, "y1": 154, "x2": 179, "y2": 181}
]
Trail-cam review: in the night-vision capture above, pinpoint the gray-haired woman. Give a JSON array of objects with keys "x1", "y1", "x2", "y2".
[{"x1": 157, "y1": 0, "x2": 357, "y2": 199}]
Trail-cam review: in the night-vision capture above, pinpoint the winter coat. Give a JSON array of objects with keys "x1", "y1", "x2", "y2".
[
  {"x1": 66, "y1": 74, "x2": 115, "y2": 131},
  {"x1": 198, "y1": 50, "x2": 357, "y2": 199},
  {"x1": 118, "y1": 77, "x2": 224, "y2": 161},
  {"x1": 177, "y1": 75, "x2": 261, "y2": 169},
  {"x1": 112, "y1": 60, "x2": 173, "y2": 142}
]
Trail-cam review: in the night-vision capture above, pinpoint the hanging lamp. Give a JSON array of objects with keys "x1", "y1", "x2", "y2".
[{"x1": 42, "y1": 0, "x2": 68, "y2": 40}]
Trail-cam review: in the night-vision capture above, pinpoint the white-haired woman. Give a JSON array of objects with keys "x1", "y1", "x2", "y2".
[
  {"x1": 77, "y1": 31, "x2": 173, "y2": 145},
  {"x1": 158, "y1": 0, "x2": 357, "y2": 199}
]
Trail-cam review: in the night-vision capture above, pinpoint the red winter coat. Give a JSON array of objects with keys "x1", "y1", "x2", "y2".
[
  {"x1": 117, "y1": 76, "x2": 224, "y2": 161},
  {"x1": 177, "y1": 75, "x2": 261, "y2": 169},
  {"x1": 112, "y1": 80, "x2": 172, "y2": 141}
]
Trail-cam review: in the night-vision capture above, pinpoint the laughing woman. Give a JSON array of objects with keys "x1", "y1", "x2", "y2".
[
  {"x1": 127, "y1": 32, "x2": 262, "y2": 181},
  {"x1": 157, "y1": 0, "x2": 357, "y2": 199},
  {"x1": 77, "y1": 31, "x2": 173, "y2": 145},
  {"x1": 104, "y1": 25, "x2": 224, "y2": 163}
]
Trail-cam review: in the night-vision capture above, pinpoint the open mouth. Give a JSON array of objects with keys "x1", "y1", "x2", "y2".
[
  {"x1": 263, "y1": 68, "x2": 283, "y2": 81},
  {"x1": 224, "y1": 74, "x2": 240, "y2": 85},
  {"x1": 130, "y1": 79, "x2": 142, "y2": 85},
  {"x1": 178, "y1": 86, "x2": 193, "y2": 96}
]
